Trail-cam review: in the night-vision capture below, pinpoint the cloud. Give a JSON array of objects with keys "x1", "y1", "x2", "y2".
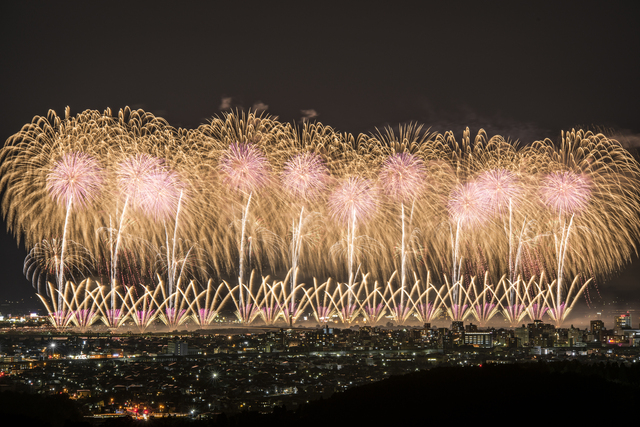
[
  {"x1": 397, "y1": 99, "x2": 555, "y2": 145},
  {"x1": 610, "y1": 131, "x2": 640, "y2": 150},
  {"x1": 219, "y1": 97, "x2": 233, "y2": 110},
  {"x1": 300, "y1": 109, "x2": 319, "y2": 123},
  {"x1": 218, "y1": 97, "x2": 271, "y2": 115},
  {"x1": 251, "y1": 101, "x2": 269, "y2": 114}
]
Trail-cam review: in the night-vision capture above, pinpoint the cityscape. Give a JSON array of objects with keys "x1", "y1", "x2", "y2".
[
  {"x1": 2, "y1": 2, "x2": 640, "y2": 426},
  {"x1": 1, "y1": 308, "x2": 640, "y2": 422}
]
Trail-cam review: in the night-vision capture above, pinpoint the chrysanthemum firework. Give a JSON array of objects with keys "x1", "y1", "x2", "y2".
[
  {"x1": 137, "y1": 169, "x2": 183, "y2": 221},
  {"x1": 117, "y1": 154, "x2": 166, "y2": 206},
  {"x1": 281, "y1": 152, "x2": 329, "y2": 201},
  {"x1": 117, "y1": 154, "x2": 183, "y2": 221},
  {"x1": 219, "y1": 143, "x2": 270, "y2": 193},
  {"x1": 476, "y1": 169, "x2": 522, "y2": 214},
  {"x1": 539, "y1": 171, "x2": 591, "y2": 215},
  {"x1": 328, "y1": 177, "x2": 378, "y2": 225},
  {"x1": 24, "y1": 238, "x2": 93, "y2": 293},
  {"x1": 3, "y1": 109, "x2": 640, "y2": 329},
  {"x1": 46, "y1": 152, "x2": 103, "y2": 208},
  {"x1": 379, "y1": 152, "x2": 426, "y2": 203},
  {"x1": 447, "y1": 181, "x2": 491, "y2": 227}
]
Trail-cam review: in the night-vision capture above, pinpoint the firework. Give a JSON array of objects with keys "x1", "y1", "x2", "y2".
[
  {"x1": 327, "y1": 177, "x2": 378, "y2": 226},
  {"x1": 539, "y1": 171, "x2": 591, "y2": 215},
  {"x1": 281, "y1": 152, "x2": 330, "y2": 325},
  {"x1": 447, "y1": 181, "x2": 491, "y2": 228},
  {"x1": 379, "y1": 152, "x2": 426, "y2": 203},
  {"x1": 46, "y1": 152, "x2": 103, "y2": 208},
  {"x1": 44, "y1": 152, "x2": 103, "y2": 308},
  {"x1": 138, "y1": 169, "x2": 183, "y2": 221},
  {"x1": 476, "y1": 169, "x2": 522, "y2": 215},
  {"x1": 379, "y1": 152, "x2": 427, "y2": 309},
  {"x1": 24, "y1": 238, "x2": 93, "y2": 294},
  {"x1": 218, "y1": 142, "x2": 272, "y2": 315},
  {"x1": 117, "y1": 154, "x2": 164, "y2": 206},
  {"x1": 282, "y1": 152, "x2": 330, "y2": 201},
  {"x1": 1, "y1": 109, "x2": 638, "y2": 330},
  {"x1": 219, "y1": 142, "x2": 270, "y2": 194}
]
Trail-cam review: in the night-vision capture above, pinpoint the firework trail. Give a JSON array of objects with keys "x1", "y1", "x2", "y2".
[
  {"x1": 476, "y1": 168, "x2": 529, "y2": 314},
  {"x1": 539, "y1": 170, "x2": 591, "y2": 314},
  {"x1": 45, "y1": 152, "x2": 103, "y2": 315},
  {"x1": 219, "y1": 142, "x2": 271, "y2": 314},
  {"x1": 328, "y1": 176, "x2": 379, "y2": 312},
  {"x1": 110, "y1": 154, "x2": 164, "y2": 310},
  {"x1": 281, "y1": 151, "x2": 329, "y2": 325},
  {"x1": 379, "y1": 151, "x2": 426, "y2": 316},
  {"x1": 446, "y1": 180, "x2": 491, "y2": 313},
  {"x1": 2, "y1": 109, "x2": 640, "y2": 329}
]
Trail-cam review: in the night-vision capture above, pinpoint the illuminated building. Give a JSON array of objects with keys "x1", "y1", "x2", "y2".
[
  {"x1": 614, "y1": 313, "x2": 631, "y2": 335},
  {"x1": 514, "y1": 326, "x2": 529, "y2": 347},
  {"x1": 590, "y1": 320, "x2": 605, "y2": 342},
  {"x1": 463, "y1": 332, "x2": 493, "y2": 348},
  {"x1": 167, "y1": 340, "x2": 188, "y2": 356}
]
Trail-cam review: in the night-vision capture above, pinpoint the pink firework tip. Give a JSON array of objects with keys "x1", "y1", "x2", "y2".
[
  {"x1": 328, "y1": 177, "x2": 378, "y2": 225},
  {"x1": 117, "y1": 154, "x2": 166, "y2": 203},
  {"x1": 447, "y1": 181, "x2": 491, "y2": 227},
  {"x1": 46, "y1": 152, "x2": 103, "y2": 208},
  {"x1": 138, "y1": 169, "x2": 183, "y2": 221},
  {"x1": 540, "y1": 170, "x2": 591, "y2": 215},
  {"x1": 281, "y1": 152, "x2": 329, "y2": 201},
  {"x1": 379, "y1": 152, "x2": 426, "y2": 203},
  {"x1": 476, "y1": 169, "x2": 522, "y2": 214},
  {"x1": 219, "y1": 142, "x2": 270, "y2": 193},
  {"x1": 117, "y1": 154, "x2": 183, "y2": 221}
]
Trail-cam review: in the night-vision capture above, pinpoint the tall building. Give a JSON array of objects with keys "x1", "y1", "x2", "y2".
[
  {"x1": 451, "y1": 321, "x2": 464, "y2": 333},
  {"x1": 590, "y1": 320, "x2": 604, "y2": 334},
  {"x1": 528, "y1": 320, "x2": 555, "y2": 348},
  {"x1": 515, "y1": 326, "x2": 529, "y2": 347},
  {"x1": 567, "y1": 325, "x2": 583, "y2": 346},
  {"x1": 465, "y1": 323, "x2": 478, "y2": 333},
  {"x1": 590, "y1": 320, "x2": 605, "y2": 342},
  {"x1": 168, "y1": 340, "x2": 188, "y2": 356},
  {"x1": 437, "y1": 328, "x2": 452, "y2": 349},
  {"x1": 615, "y1": 313, "x2": 632, "y2": 334},
  {"x1": 463, "y1": 332, "x2": 493, "y2": 348}
]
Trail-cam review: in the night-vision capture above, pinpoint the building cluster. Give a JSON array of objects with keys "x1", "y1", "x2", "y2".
[{"x1": 0, "y1": 313, "x2": 639, "y2": 418}]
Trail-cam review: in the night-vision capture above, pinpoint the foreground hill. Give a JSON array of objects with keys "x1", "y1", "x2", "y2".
[
  {"x1": 233, "y1": 361, "x2": 640, "y2": 425},
  {"x1": 2, "y1": 361, "x2": 637, "y2": 426}
]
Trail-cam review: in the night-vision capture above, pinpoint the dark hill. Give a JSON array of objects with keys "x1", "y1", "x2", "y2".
[{"x1": 238, "y1": 362, "x2": 639, "y2": 426}]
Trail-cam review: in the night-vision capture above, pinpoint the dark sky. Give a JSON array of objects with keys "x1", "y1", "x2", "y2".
[{"x1": 1, "y1": 1, "x2": 639, "y2": 306}]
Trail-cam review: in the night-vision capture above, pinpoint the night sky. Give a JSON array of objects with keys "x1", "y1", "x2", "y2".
[{"x1": 1, "y1": 1, "x2": 639, "y2": 308}]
